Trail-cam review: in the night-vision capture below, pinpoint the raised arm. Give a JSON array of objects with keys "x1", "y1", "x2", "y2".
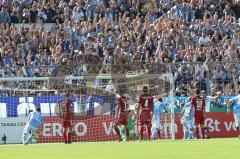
[
  {"x1": 203, "y1": 98, "x2": 206, "y2": 118},
  {"x1": 208, "y1": 92, "x2": 221, "y2": 101},
  {"x1": 226, "y1": 99, "x2": 233, "y2": 115}
]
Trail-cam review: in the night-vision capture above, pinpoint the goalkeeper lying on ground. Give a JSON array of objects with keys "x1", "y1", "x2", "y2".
[{"x1": 120, "y1": 110, "x2": 140, "y2": 141}]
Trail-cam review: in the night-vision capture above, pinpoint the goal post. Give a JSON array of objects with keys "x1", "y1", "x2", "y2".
[
  {"x1": 0, "y1": 72, "x2": 176, "y2": 143},
  {"x1": 160, "y1": 73, "x2": 175, "y2": 140}
]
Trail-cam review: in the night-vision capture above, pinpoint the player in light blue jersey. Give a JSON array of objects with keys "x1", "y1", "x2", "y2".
[
  {"x1": 151, "y1": 97, "x2": 167, "y2": 139},
  {"x1": 181, "y1": 98, "x2": 194, "y2": 140},
  {"x1": 201, "y1": 90, "x2": 220, "y2": 139},
  {"x1": 228, "y1": 91, "x2": 240, "y2": 139},
  {"x1": 22, "y1": 108, "x2": 43, "y2": 145}
]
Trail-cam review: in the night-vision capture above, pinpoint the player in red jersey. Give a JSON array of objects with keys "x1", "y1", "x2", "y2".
[
  {"x1": 191, "y1": 89, "x2": 206, "y2": 139},
  {"x1": 138, "y1": 86, "x2": 153, "y2": 141},
  {"x1": 113, "y1": 90, "x2": 129, "y2": 142},
  {"x1": 61, "y1": 92, "x2": 73, "y2": 144}
]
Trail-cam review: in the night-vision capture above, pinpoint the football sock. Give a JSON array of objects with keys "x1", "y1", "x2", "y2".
[
  {"x1": 67, "y1": 132, "x2": 72, "y2": 143},
  {"x1": 125, "y1": 128, "x2": 129, "y2": 140},
  {"x1": 140, "y1": 126, "x2": 144, "y2": 140},
  {"x1": 188, "y1": 131, "x2": 194, "y2": 139},
  {"x1": 184, "y1": 129, "x2": 189, "y2": 139},
  {"x1": 195, "y1": 128, "x2": 200, "y2": 139},
  {"x1": 27, "y1": 135, "x2": 33, "y2": 144},
  {"x1": 63, "y1": 131, "x2": 67, "y2": 143},
  {"x1": 157, "y1": 130, "x2": 161, "y2": 139},
  {"x1": 201, "y1": 128, "x2": 205, "y2": 139},
  {"x1": 147, "y1": 126, "x2": 151, "y2": 140},
  {"x1": 22, "y1": 134, "x2": 28, "y2": 145},
  {"x1": 114, "y1": 126, "x2": 121, "y2": 140}
]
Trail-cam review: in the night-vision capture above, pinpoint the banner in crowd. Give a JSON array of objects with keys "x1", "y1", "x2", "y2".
[
  {"x1": 1, "y1": 112, "x2": 239, "y2": 144},
  {"x1": 0, "y1": 96, "x2": 235, "y2": 118}
]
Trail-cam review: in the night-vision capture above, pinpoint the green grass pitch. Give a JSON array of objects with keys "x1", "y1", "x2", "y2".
[{"x1": 0, "y1": 138, "x2": 239, "y2": 159}]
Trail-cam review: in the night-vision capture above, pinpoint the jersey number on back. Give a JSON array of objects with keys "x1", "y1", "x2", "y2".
[
  {"x1": 123, "y1": 100, "x2": 128, "y2": 111},
  {"x1": 196, "y1": 101, "x2": 202, "y2": 109},
  {"x1": 33, "y1": 113, "x2": 40, "y2": 120},
  {"x1": 144, "y1": 99, "x2": 149, "y2": 108}
]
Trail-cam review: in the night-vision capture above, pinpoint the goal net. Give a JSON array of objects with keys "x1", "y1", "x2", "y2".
[{"x1": 0, "y1": 65, "x2": 176, "y2": 144}]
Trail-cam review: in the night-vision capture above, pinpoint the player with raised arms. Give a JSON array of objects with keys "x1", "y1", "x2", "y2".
[
  {"x1": 227, "y1": 90, "x2": 240, "y2": 139},
  {"x1": 191, "y1": 89, "x2": 206, "y2": 139},
  {"x1": 201, "y1": 90, "x2": 220, "y2": 139},
  {"x1": 113, "y1": 89, "x2": 129, "y2": 142},
  {"x1": 181, "y1": 98, "x2": 194, "y2": 140},
  {"x1": 61, "y1": 92, "x2": 73, "y2": 144},
  {"x1": 151, "y1": 97, "x2": 167, "y2": 140},
  {"x1": 22, "y1": 107, "x2": 43, "y2": 145},
  {"x1": 138, "y1": 86, "x2": 154, "y2": 141}
]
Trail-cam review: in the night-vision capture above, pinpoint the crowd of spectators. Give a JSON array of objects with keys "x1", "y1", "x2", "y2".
[{"x1": 0, "y1": 0, "x2": 240, "y2": 96}]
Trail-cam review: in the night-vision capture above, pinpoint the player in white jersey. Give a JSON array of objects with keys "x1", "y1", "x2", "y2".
[
  {"x1": 181, "y1": 98, "x2": 194, "y2": 140},
  {"x1": 201, "y1": 90, "x2": 220, "y2": 113},
  {"x1": 22, "y1": 108, "x2": 43, "y2": 145},
  {"x1": 151, "y1": 97, "x2": 167, "y2": 139},
  {"x1": 228, "y1": 91, "x2": 240, "y2": 138}
]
